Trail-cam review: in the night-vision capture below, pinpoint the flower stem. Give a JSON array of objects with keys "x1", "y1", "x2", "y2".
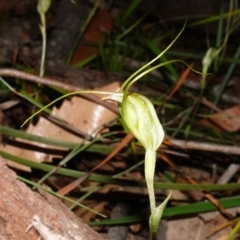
[
  {"x1": 145, "y1": 149, "x2": 157, "y2": 217},
  {"x1": 151, "y1": 231, "x2": 157, "y2": 240}
]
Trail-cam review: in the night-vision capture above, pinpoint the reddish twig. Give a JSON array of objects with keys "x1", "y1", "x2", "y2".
[{"x1": 0, "y1": 68, "x2": 119, "y2": 114}]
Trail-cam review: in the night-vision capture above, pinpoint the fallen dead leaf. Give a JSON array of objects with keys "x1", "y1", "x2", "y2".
[
  {"x1": 209, "y1": 105, "x2": 240, "y2": 132},
  {"x1": 205, "y1": 214, "x2": 232, "y2": 240},
  {"x1": 0, "y1": 82, "x2": 120, "y2": 171}
]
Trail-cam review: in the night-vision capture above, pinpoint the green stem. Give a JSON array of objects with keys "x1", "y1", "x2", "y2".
[
  {"x1": 145, "y1": 149, "x2": 157, "y2": 216},
  {"x1": 39, "y1": 15, "x2": 46, "y2": 77},
  {"x1": 151, "y1": 231, "x2": 157, "y2": 240},
  {"x1": 227, "y1": 218, "x2": 240, "y2": 240}
]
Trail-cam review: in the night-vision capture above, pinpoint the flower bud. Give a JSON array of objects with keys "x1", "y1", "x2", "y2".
[{"x1": 104, "y1": 92, "x2": 164, "y2": 151}]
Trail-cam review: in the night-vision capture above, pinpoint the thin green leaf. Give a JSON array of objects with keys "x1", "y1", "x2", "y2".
[
  {"x1": 150, "y1": 192, "x2": 171, "y2": 233},
  {"x1": 88, "y1": 196, "x2": 240, "y2": 225},
  {"x1": 2, "y1": 150, "x2": 240, "y2": 191},
  {"x1": 119, "y1": 0, "x2": 142, "y2": 24}
]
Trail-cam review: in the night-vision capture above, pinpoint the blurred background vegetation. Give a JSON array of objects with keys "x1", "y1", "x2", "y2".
[{"x1": 1, "y1": 0, "x2": 240, "y2": 239}]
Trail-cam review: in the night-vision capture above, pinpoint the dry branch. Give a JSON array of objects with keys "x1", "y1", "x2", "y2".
[{"x1": 0, "y1": 156, "x2": 104, "y2": 240}]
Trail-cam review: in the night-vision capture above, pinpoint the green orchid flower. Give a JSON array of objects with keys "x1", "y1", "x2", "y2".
[{"x1": 103, "y1": 81, "x2": 169, "y2": 238}]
